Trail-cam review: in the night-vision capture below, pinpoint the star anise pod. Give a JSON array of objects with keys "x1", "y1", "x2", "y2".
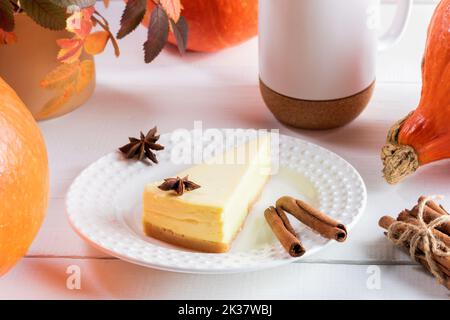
[
  {"x1": 119, "y1": 127, "x2": 164, "y2": 164},
  {"x1": 158, "y1": 176, "x2": 201, "y2": 196}
]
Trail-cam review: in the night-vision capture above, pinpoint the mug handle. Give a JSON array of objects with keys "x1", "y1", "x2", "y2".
[{"x1": 378, "y1": 0, "x2": 413, "y2": 51}]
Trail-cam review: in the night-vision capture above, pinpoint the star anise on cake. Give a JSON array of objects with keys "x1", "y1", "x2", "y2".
[
  {"x1": 119, "y1": 127, "x2": 164, "y2": 164},
  {"x1": 158, "y1": 176, "x2": 201, "y2": 196}
]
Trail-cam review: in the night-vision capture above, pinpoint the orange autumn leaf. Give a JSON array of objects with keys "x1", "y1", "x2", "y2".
[
  {"x1": 56, "y1": 37, "x2": 84, "y2": 63},
  {"x1": 160, "y1": 0, "x2": 182, "y2": 22},
  {"x1": 40, "y1": 63, "x2": 80, "y2": 89},
  {"x1": 84, "y1": 31, "x2": 110, "y2": 55},
  {"x1": 57, "y1": 38, "x2": 81, "y2": 49},
  {"x1": 36, "y1": 84, "x2": 76, "y2": 120},
  {"x1": 57, "y1": 43, "x2": 83, "y2": 64},
  {"x1": 38, "y1": 5, "x2": 103, "y2": 119},
  {"x1": 39, "y1": 59, "x2": 95, "y2": 118},
  {"x1": 75, "y1": 60, "x2": 95, "y2": 93},
  {"x1": 0, "y1": 29, "x2": 17, "y2": 45}
]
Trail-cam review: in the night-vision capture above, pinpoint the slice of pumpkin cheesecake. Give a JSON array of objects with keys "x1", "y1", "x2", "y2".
[{"x1": 142, "y1": 135, "x2": 272, "y2": 253}]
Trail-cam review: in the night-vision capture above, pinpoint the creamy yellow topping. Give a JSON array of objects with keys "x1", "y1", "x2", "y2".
[{"x1": 143, "y1": 135, "x2": 272, "y2": 244}]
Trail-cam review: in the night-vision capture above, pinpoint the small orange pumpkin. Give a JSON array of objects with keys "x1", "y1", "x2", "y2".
[
  {"x1": 144, "y1": 0, "x2": 258, "y2": 52},
  {"x1": 381, "y1": 0, "x2": 450, "y2": 184}
]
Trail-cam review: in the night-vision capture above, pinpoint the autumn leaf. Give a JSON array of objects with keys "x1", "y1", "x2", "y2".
[
  {"x1": 91, "y1": 13, "x2": 121, "y2": 57},
  {"x1": 143, "y1": 6, "x2": 169, "y2": 64},
  {"x1": 56, "y1": 8, "x2": 96, "y2": 63},
  {"x1": 57, "y1": 46, "x2": 83, "y2": 63},
  {"x1": 103, "y1": 0, "x2": 110, "y2": 8},
  {"x1": 0, "y1": 0, "x2": 14, "y2": 32},
  {"x1": 66, "y1": 7, "x2": 94, "y2": 37},
  {"x1": 170, "y1": 16, "x2": 188, "y2": 54},
  {"x1": 84, "y1": 31, "x2": 110, "y2": 55},
  {"x1": 0, "y1": 29, "x2": 17, "y2": 45},
  {"x1": 160, "y1": 0, "x2": 182, "y2": 22},
  {"x1": 117, "y1": 0, "x2": 147, "y2": 39},
  {"x1": 75, "y1": 60, "x2": 95, "y2": 93},
  {"x1": 57, "y1": 38, "x2": 81, "y2": 49},
  {"x1": 39, "y1": 59, "x2": 95, "y2": 119},
  {"x1": 41, "y1": 60, "x2": 94, "y2": 92},
  {"x1": 40, "y1": 62, "x2": 80, "y2": 89},
  {"x1": 57, "y1": 38, "x2": 83, "y2": 63},
  {"x1": 36, "y1": 84, "x2": 76, "y2": 120},
  {"x1": 20, "y1": 0, "x2": 67, "y2": 31}
]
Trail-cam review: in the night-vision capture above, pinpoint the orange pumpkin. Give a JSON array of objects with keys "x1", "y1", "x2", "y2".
[
  {"x1": 0, "y1": 77, "x2": 49, "y2": 276},
  {"x1": 144, "y1": 0, "x2": 258, "y2": 52},
  {"x1": 381, "y1": 0, "x2": 450, "y2": 184}
]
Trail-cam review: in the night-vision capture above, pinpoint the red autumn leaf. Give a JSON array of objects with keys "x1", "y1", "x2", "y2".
[
  {"x1": 117, "y1": 0, "x2": 147, "y2": 39},
  {"x1": 143, "y1": 5, "x2": 169, "y2": 63},
  {"x1": 169, "y1": 16, "x2": 188, "y2": 54},
  {"x1": 144, "y1": 6, "x2": 169, "y2": 63}
]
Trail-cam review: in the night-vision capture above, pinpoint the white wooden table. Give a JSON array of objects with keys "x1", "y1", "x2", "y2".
[{"x1": 1, "y1": 1, "x2": 449, "y2": 299}]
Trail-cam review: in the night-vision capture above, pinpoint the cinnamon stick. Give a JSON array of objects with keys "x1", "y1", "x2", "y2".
[
  {"x1": 408, "y1": 203, "x2": 450, "y2": 236},
  {"x1": 397, "y1": 210, "x2": 450, "y2": 248},
  {"x1": 418, "y1": 196, "x2": 449, "y2": 215},
  {"x1": 264, "y1": 206, "x2": 305, "y2": 257},
  {"x1": 378, "y1": 216, "x2": 450, "y2": 272},
  {"x1": 276, "y1": 205, "x2": 298, "y2": 238},
  {"x1": 276, "y1": 196, "x2": 347, "y2": 242},
  {"x1": 382, "y1": 230, "x2": 450, "y2": 284},
  {"x1": 417, "y1": 257, "x2": 450, "y2": 290},
  {"x1": 389, "y1": 226, "x2": 450, "y2": 289},
  {"x1": 416, "y1": 255, "x2": 450, "y2": 288}
]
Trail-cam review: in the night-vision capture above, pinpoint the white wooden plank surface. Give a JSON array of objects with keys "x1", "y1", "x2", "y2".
[
  {"x1": 1, "y1": 2, "x2": 449, "y2": 299},
  {"x1": 1, "y1": 258, "x2": 448, "y2": 299},
  {"x1": 29, "y1": 82, "x2": 450, "y2": 265}
]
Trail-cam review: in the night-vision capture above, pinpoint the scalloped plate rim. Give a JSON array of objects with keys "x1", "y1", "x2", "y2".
[{"x1": 66, "y1": 131, "x2": 367, "y2": 274}]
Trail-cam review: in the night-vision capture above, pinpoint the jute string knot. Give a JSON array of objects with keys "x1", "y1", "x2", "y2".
[{"x1": 387, "y1": 196, "x2": 450, "y2": 284}]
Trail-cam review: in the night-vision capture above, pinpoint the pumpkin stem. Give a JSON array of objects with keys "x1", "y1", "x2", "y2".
[
  {"x1": 386, "y1": 111, "x2": 414, "y2": 145},
  {"x1": 381, "y1": 112, "x2": 419, "y2": 184},
  {"x1": 381, "y1": 143, "x2": 419, "y2": 184}
]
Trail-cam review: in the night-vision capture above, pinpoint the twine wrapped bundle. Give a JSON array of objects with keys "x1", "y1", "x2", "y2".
[{"x1": 379, "y1": 196, "x2": 450, "y2": 290}]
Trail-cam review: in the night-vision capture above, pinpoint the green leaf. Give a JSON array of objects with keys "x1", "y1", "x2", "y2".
[
  {"x1": 20, "y1": 0, "x2": 67, "y2": 31},
  {"x1": 50, "y1": 0, "x2": 96, "y2": 8},
  {"x1": 170, "y1": 16, "x2": 188, "y2": 54},
  {"x1": 0, "y1": 0, "x2": 15, "y2": 32},
  {"x1": 143, "y1": 5, "x2": 169, "y2": 64},
  {"x1": 117, "y1": 0, "x2": 147, "y2": 39}
]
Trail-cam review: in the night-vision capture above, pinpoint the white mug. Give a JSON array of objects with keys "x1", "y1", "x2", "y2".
[{"x1": 259, "y1": 0, "x2": 412, "y2": 129}]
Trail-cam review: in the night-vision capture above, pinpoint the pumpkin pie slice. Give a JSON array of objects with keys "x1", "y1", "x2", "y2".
[{"x1": 142, "y1": 135, "x2": 272, "y2": 253}]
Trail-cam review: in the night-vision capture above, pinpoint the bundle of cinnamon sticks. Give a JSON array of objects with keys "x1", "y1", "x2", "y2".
[
  {"x1": 378, "y1": 196, "x2": 450, "y2": 290},
  {"x1": 265, "y1": 196, "x2": 347, "y2": 257}
]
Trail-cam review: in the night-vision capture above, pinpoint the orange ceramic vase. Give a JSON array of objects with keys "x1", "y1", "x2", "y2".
[{"x1": 0, "y1": 14, "x2": 95, "y2": 120}]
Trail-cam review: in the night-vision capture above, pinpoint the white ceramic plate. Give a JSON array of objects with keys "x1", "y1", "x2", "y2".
[{"x1": 66, "y1": 130, "x2": 366, "y2": 274}]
